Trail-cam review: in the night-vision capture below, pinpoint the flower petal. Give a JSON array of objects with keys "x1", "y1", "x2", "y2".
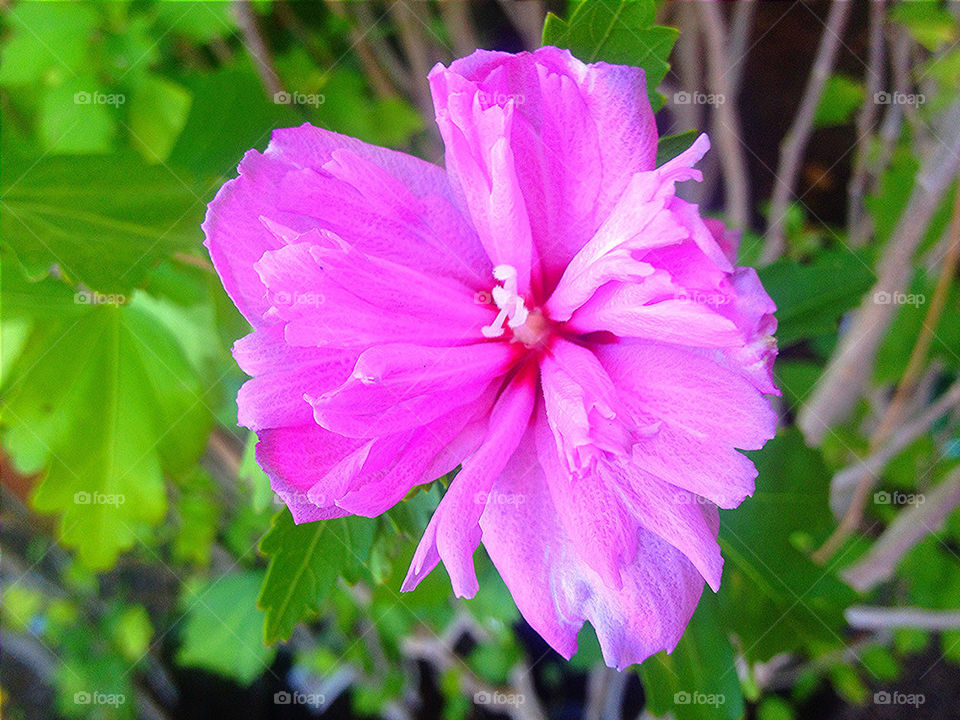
[
  {"x1": 480, "y1": 427, "x2": 705, "y2": 669},
  {"x1": 309, "y1": 342, "x2": 518, "y2": 437},
  {"x1": 203, "y1": 123, "x2": 485, "y2": 325},
  {"x1": 430, "y1": 47, "x2": 659, "y2": 294}
]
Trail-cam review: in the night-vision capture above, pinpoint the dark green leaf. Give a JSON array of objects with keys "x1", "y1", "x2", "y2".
[
  {"x1": 657, "y1": 130, "x2": 698, "y2": 167},
  {"x1": 639, "y1": 593, "x2": 745, "y2": 720},
  {"x1": 258, "y1": 508, "x2": 376, "y2": 643},
  {"x1": 758, "y1": 250, "x2": 875, "y2": 347},
  {"x1": 542, "y1": 0, "x2": 678, "y2": 110},
  {"x1": 1, "y1": 153, "x2": 206, "y2": 293},
  {"x1": 718, "y1": 429, "x2": 856, "y2": 662},
  {"x1": 176, "y1": 571, "x2": 275, "y2": 685}
]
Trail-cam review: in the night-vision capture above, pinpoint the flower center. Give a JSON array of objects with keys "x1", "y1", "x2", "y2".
[{"x1": 481, "y1": 265, "x2": 551, "y2": 348}]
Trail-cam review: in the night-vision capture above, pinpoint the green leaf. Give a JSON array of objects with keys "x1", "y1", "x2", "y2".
[
  {"x1": 258, "y1": 508, "x2": 376, "y2": 644},
  {"x1": 865, "y1": 146, "x2": 919, "y2": 244},
  {"x1": 38, "y1": 74, "x2": 118, "y2": 154},
  {"x1": 891, "y1": 2, "x2": 957, "y2": 51},
  {"x1": 1, "y1": 295, "x2": 212, "y2": 569},
  {"x1": 128, "y1": 73, "x2": 193, "y2": 163},
  {"x1": 542, "y1": 0, "x2": 678, "y2": 110},
  {"x1": 656, "y1": 130, "x2": 698, "y2": 167},
  {"x1": 1, "y1": 153, "x2": 206, "y2": 293},
  {"x1": 813, "y1": 74, "x2": 864, "y2": 128},
  {"x1": 167, "y1": 60, "x2": 300, "y2": 175},
  {"x1": 176, "y1": 571, "x2": 276, "y2": 685},
  {"x1": 0, "y1": 3, "x2": 98, "y2": 86},
  {"x1": 639, "y1": 593, "x2": 745, "y2": 720},
  {"x1": 718, "y1": 429, "x2": 855, "y2": 663},
  {"x1": 758, "y1": 250, "x2": 875, "y2": 347}
]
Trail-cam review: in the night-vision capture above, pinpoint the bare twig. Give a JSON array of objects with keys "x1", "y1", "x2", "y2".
[
  {"x1": 497, "y1": 0, "x2": 546, "y2": 51},
  {"x1": 439, "y1": 2, "x2": 481, "y2": 58},
  {"x1": 830, "y1": 379, "x2": 960, "y2": 508},
  {"x1": 725, "y1": 0, "x2": 757, "y2": 100},
  {"x1": 846, "y1": 606, "x2": 960, "y2": 631},
  {"x1": 812, "y1": 187, "x2": 960, "y2": 561},
  {"x1": 324, "y1": 1, "x2": 396, "y2": 98},
  {"x1": 700, "y1": 1, "x2": 751, "y2": 229},
  {"x1": 847, "y1": 0, "x2": 886, "y2": 246},
  {"x1": 798, "y1": 99, "x2": 960, "y2": 444},
  {"x1": 873, "y1": 183, "x2": 960, "y2": 445},
  {"x1": 349, "y1": 3, "x2": 414, "y2": 96},
  {"x1": 231, "y1": 0, "x2": 283, "y2": 97},
  {"x1": 841, "y1": 466, "x2": 960, "y2": 592},
  {"x1": 761, "y1": 0, "x2": 852, "y2": 263}
]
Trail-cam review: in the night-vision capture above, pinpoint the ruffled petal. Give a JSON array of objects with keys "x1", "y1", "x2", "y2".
[
  {"x1": 404, "y1": 363, "x2": 537, "y2": 597},
  {"x1": 430, "y1": 47, "x2": 659, "y2": 295},
  {"x1": 479, "y1": 427, "x2": 705, "y2": 670},
  {"x1": 309, "y1": 342, "x2": 519, "y2": 437},
  {"x1": 203, "y1": 124, "x2": 486, "y2": 325}
]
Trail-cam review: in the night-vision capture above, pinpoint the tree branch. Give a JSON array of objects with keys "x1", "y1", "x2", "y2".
[{"x1": 761, "y1": 0, "x2": 852, "y2": 263}]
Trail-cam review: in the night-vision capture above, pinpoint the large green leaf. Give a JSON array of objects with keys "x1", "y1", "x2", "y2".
[
  {"x1": 176, "y1": 571, "x2": 276, "y2": 686},
  {"x1": 718, "y1": 430, "x2": 856, "y2": 663},
  {"x1": 640, "y1": 593, "x2": 745, "y2": 720},
  {"x1": 1, "y1": 290, "x2": 212, "y2": 569},
  {"x1": 1, "y1": 153, "x2": 207, "y2": 293},
  {"x1": 542, "y1": 0, "x2": 678, "y2": 110},
  {"x1": 758, "y1": 250, "x2": 875, "y2": 347},
  {"x1": 258, "y1": 508, "x2": 376, "y2": 643}
]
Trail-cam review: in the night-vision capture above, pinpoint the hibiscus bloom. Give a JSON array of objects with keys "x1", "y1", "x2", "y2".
[{"x1": 204, "y1": 46, "x2": 778, "y2": 669}]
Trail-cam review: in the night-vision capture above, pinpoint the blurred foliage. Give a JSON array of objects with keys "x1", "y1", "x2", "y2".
[{"x1": 2, "y1": 1, "x2": 960, "y2": 720}]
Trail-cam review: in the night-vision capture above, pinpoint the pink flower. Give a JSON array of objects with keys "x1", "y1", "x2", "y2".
[{"x1": 204, "y1": 47, "x2": 778, "y2": 669}]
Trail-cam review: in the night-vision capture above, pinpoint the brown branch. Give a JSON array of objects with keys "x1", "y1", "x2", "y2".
[
  {"x1": 231, "y1": 0, "x2": 283, "y2": 97},
  {"x1": 761, "y1": 0, "x2": 852, "y2": 263},
  {"x1": 798, "y1": 99, "x2": 960, "y2": 444},
  {"x1": 840, "y1": 466, "x2": 960, "y2": 592},
  {"x1": 700, "y1": 1, "x2": 751, "y2": 229},
  {"x1": 811, "y1": 184, "x2": 960, "y2": 562},
  {"x1": 847, "y1": 0, "x2": 886, "y2": 246}
]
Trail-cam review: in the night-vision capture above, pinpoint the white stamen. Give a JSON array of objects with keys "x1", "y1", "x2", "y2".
[{"x1": 481, "y1": 264, "x2": 530, "y2": 338}]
